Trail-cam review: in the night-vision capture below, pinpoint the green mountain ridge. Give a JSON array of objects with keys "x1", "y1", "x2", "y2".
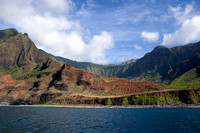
[
  {"x1": 51, "y1": 40, "x2": 200, "y2": 83},
  {"x1": 50, "y1": 54, "x2": 137, "y2": 76},
  {"x1": 1, "y1": 28, "x2": 200, "y2": 85},
  {"x1": 124, "y1": 42, "x2": 200, "y2": 82}
]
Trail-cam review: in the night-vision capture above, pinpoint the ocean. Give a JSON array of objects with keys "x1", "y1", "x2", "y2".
[{"x1": 0, "y1": 106, "x2": 200, "y2": 132}]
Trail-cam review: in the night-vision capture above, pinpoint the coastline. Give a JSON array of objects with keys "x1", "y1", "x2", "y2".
[{"x1": 0, "y1": 104, "x2": 200, "y2": 108}]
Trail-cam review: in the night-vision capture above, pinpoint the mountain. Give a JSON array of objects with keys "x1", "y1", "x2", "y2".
[
  {"x1": 0, "y1": 28, "x2": 199, "y2": 105},
  {"x1": 53, "y1": 42, "x2": 200, "y2": 83},
  {"x1": 164, "y1": 67, "x2": 200, "y2": 90},
  {"x1": 0, "y1": 28, "x2": 50, "y2": 75},
  {"x1": 118, "y1": 42, "x2": 200, "y2": 82},
  {"x1": 0, "y1": 28, "x2": 170, "y2": 105},
  {"x1": 50, "y1": 55, "x2": 136, "y2": 76}
]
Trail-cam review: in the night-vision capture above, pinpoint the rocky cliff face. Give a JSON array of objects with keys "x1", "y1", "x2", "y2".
[
  {"x1": 1, "y1": 72, "x2": 199, "y2": 105},
  {"x1": 0, "y1": 28, "x2": 50, "y2": 71},
  {"x1": 0, "y1": 62, "x2": 165, "y2": 105}
]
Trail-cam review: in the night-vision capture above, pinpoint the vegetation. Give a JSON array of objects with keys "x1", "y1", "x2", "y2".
[
  {"x1": 106, "y1": 98, "x2": 111, "y2": 105},
  {"x1": 14, "y1": 67, "x2": 41, "y2": 80},
  {"x1": 46, "y1": 101, "x2": 55, "y2": 105},
  {"x1": 13, "y1": 63, "x2": 56, "y2": 81},
  {"x1": 130, "y1": 95, "x2": 165, "y2": 105},
  {"x1": 165, "y1": 95, "x2": 181, "y2": 104},
  {"x1": 105, "y1": 93, "x2": 199, "y2": 105},
  {"x1": 0, "y1": 68, "x2": 9, "y2": 77},
  {"x1": 5, "y1": 62, "x2": 59, "y2": 81},
  {"x1": 50, "y1": 55, "x2": 126, "y2": 76},
  {"x1": 138, "y1": 70, "x2": 162, "y2": 82},
  {"x1": 0, "y1": 28, "x2": 18, "y2": 39},
  {"x1": 9, "y1": 65, "x2": 20, "y2": 74},
  {"x1": 163, "y1": 68, "x2": 200, "y2": 90},
  {"x1": 191, "y1": 91, "x2": 200, "y2": 104},
  {"x1": 122, "y1": 98, "x2": 129, "y2": 105},
  {"x1": 70, "y1": 83, "x2": 75, "y2": 91}
]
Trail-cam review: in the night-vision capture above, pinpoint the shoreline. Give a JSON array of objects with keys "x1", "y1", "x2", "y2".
[{"x1": 0, "y1": 104, "x2": 200, "y2": 108}]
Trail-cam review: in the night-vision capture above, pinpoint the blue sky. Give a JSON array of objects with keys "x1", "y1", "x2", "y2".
[{"x1": 0, "y1": 0, "x2": 200, "y2": 64}]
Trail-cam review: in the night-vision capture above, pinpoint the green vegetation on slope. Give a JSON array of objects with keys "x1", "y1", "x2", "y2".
[
  {"x1": 2, "y1": 62, "x2": 58, "y2": 81},
  {"x1": 106, "y1": 98, "x2": 111, "y2": 105},
  {"x1": 130, "y1": 95, "x2": 166, "y2": 105},
  {"x1": 14, "y1": 67, "x2": 42, "y2": 80},
  {"x1": 129, "y1": 70, "x2": 162, "y2": 83},
  {"x1": 163, "y1": 68, "x2": 200, "y2": 90},
  {"x1": 110, "y1": 90, "x2": 200, "y2": 105},
  {"x1": 0, "y1": 28, "x2": 18, "y2": 39},
  {"x1": 122, "y1": 98, "x2": 129, "y2": 105}
]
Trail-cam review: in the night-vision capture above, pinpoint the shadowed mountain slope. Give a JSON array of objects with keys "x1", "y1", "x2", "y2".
[
  {"x1": 118, "y1": 42, "x2": 200, "y2": 82},
  {"x1": 53, "y1": 41, "x2": 200, "y2": 83}
]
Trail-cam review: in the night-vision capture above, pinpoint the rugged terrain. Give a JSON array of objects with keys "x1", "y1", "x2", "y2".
[
  {"x1": 0, "y1": 64, "x2": 199, "y2": 105},
  {"x1": 0, "y1": 63, "x2": 164, "y2": 105},
  {"x1": 0, "y1": 28, "x2": 49, "y2": 72},
  {"x1": 0, "y1": 28, "x2": 165, "y2": 105},
  {"x1": 0, "y1": 28, "x2": 199, "y2": 105},
  {"x1": 53, "y1": 41, "x2": 200, "y2": 83}
]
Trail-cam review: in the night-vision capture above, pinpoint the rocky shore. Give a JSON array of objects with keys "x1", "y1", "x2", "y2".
[{"x1": 0, "y1": 104, "x2": 200, "y2": 108}]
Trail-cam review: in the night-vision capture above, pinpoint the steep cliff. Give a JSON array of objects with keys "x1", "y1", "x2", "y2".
[{"x1": 0, "y1": 28, "x2": 50, "y2": 71}]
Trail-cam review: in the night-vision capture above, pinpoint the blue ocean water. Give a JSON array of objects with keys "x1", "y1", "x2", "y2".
[{"x1": 0, "y1": 106, "x2": 200, "y2": 133}]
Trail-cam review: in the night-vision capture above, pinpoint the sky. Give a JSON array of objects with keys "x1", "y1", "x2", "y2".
[{"x1": 0, "y1": 0, "x2": 200, "y2": 64}]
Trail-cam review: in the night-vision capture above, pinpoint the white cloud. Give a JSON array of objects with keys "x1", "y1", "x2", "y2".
[
  {"x1": 33, "y1": 0, "x2": 73, "y2": 14},
  {"x1": 162, "y1": 4, "x2": 200, "y2": 46},
  {"x1": 141, "y1": 31, "x2": 159, "y2": 42},
  {"x1": 169, "y1": 4, "x2": 194, "y2": 25},
  {"x1": 111, "y1": 3, "x2": 151, "y2": 24},
  {"x1": 133, "y1": 44, "x2": 142, "y2": 50},
  {"x1": 162, "y1": 16, "x2": 200, "y2": 46},
  {"x1": 0, "y1": 0, "x2": 114, "y2": 64}
]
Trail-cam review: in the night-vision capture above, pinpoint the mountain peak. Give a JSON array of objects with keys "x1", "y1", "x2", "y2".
[
  {"x1": 154, "y1": 45, "x2": 168, "y2": 50},
  {"x1": 0, "y1": 29, "x2": 50, "y2": 70},
  {"x1": 0, "y1": 28, "x2": 19, "y2": 38}
]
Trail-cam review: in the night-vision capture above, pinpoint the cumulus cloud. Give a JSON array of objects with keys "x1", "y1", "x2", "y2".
[
  {"x1": 162, "y1": 4, "x2": 200, "y2": 46},
  {"x1": 162, "y1": 16, "x2": 200, "y2": 46},
  {"x1": 133, "y1": 44, "x2": 142, "y2": 50},
  {"x1": 0, "y1": 0, "x2": 114, "y2": 64},
  {"x1": 141, "y1": 31, "x2": 159, "y2": 42}
]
